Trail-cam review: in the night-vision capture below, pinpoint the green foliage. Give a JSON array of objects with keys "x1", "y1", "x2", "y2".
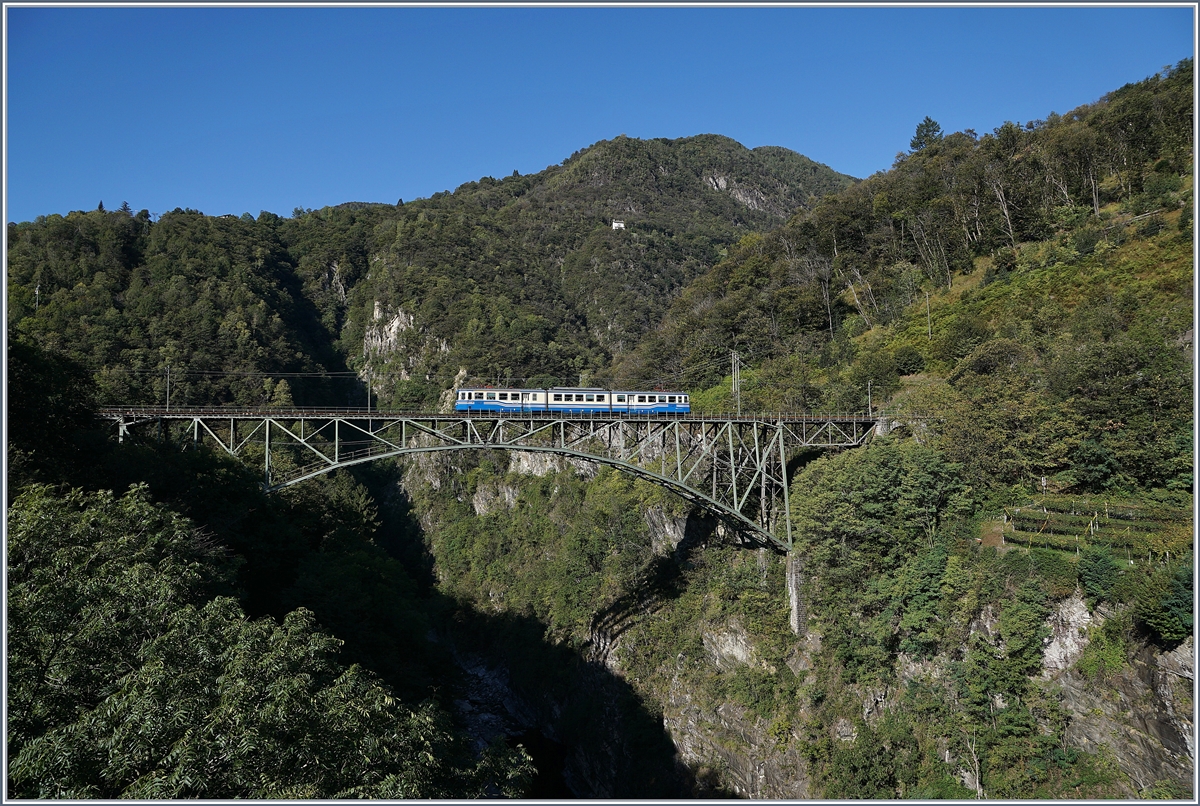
[
  {"x1": 1029, "y1": 548, "x2": 1078, "y2": 597},
  {"x1": 995, "y1": 579, "x2": 1052, "y2": 685},
  {"x1": 1135, "y1": 560, "x2": 1194, "y2": 643},
  {"x1": 816, "y1": 713, "x2": 921, "y2": 798},
  {"x1": 1075, "y1": 612, "x2": 1131, "y2": 680},
  {"x1": 5, "y1": 483, "x2": 530, "y2": 798},
  {"x1": 342, "y1": 134, "x2": 852, "y2": 393},
  {"x1": 6, "y1": 484, "x2": 229, "y2": 755},
  {"x1": 791, "y1": 440, "x2": 973, "y2": 679},
  {"x1": 893, "y1": 342, "x2": 926, "y2": 375},
  {"x1": 910, "y1": 116, "x2": 945, "y2": 152},
  {"x1": 11, "y1": 598, "x2": 527, "y2": 798},
  {"x1": 7, "y1": 208, "x2": 350, "y2": 406},
  {"x1": 1079, "y1": 544, "x2": 1120, "y2": 606},
  {"x1": 6, "y1": 337, "x2": 102, "y2": 491}
]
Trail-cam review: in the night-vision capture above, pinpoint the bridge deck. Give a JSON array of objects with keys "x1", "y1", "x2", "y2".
[{"x1": 97, "y1": 406, "x2": 880, "y2": 424}]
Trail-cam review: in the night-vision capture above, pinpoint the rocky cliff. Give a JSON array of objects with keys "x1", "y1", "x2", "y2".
[{"x1": 390, "y1": 445, "x2": 1193, "y2": 799}]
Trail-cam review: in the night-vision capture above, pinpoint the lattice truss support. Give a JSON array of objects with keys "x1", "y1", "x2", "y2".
[{"x1": 103, "y1": 411, "x2": 877, "y2": 552}]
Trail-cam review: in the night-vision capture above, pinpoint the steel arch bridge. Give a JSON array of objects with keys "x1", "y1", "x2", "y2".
[{"x1": 98, "y1": 407, "x2": 882, "y2": 552}]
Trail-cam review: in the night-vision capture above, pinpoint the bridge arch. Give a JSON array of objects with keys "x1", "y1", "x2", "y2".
[
  {"x1": 100, "y1": 408, "x2": 881, "y2": 554},
  {"x1": 280, "y1": 441, "x2": 781, "y2": 549}
]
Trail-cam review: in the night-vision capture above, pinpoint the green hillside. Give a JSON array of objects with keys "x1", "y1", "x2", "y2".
[{"x1": 624, "y1": 59, "x2": 1193, "y2": 496}]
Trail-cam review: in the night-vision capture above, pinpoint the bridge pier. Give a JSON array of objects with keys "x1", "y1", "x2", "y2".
[{"x1": 787, "y1": 553, "x2": 806, "y2": 637}]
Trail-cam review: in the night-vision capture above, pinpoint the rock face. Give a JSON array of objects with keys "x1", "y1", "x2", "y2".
[
  {"x1": 664, "y1": 677, "x2": 811, "y2": 798},
  {"x1": 362, "y1": 302, "x2": 415, "y2": 380},
  {"x1": 644, "y1": 506, "x2": 687, "y2": 555},
  {"x1": 1046, "y1": 614, "x2": 1194, "y2": 796},
  {"x1": 507, "y1": 450, "x2": 597, "y2": 479},
  {"x1": 637, "y1": 549, "x2": 1195, "y2": 800},
  {"x1": 1157, "y1": 637, "x2": 1195, "y2": 759},
  {"x1": 471, "y1": 482, "x2": 519, "y2": 516},
  {"x1": 702, "y1": 619, "x2": 757, "y2": 671},
  {"x1": 1041, "y1": 590, "x2": 1093, "y2": 675}
]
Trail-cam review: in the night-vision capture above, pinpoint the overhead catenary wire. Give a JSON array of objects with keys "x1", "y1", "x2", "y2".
[
  {"x1": 104, "y1": 368, "x2": 361, "y2": 377},
  {"x1": 99, "y1": 351, "x2": 768, "y2": 391}
]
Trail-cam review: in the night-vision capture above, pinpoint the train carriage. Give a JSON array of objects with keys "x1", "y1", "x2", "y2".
[{"x1": 454, "y1": 386, "x2": 690, "y2": 415}]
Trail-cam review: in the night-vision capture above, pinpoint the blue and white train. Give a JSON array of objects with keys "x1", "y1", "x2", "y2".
[{"x1": 454, "y1": 387, "x2": 690, "y2": 415}]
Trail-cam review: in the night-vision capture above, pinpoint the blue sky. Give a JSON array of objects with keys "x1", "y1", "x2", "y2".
[{"x1": 4, "y1": 4, "x2": 1194, "y2": 224}]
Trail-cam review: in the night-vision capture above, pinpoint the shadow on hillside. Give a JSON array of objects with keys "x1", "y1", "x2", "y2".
[
  {"x1": 585, "y1": 511, "x2": 723, "y2": 665},
  {"x1": 41, "y1": 422, "x2": 739, "y2": 798},
  {"x1": 439, "y1": 596, "x2": 738, "y2": 799},
  {"x1": 364, "y1": 471, "x2": 740, "y2": 798}
]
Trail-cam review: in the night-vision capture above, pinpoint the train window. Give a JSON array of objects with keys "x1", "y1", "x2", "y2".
[
  {"x1": 668, "y1": 396, "x2": 676, "y2": 403},
  {"x1": 553, "y1": 394, "x2": 562, "y2": 402},
  {"x1": 498, "y1": 393, "x2": 507, "y2": 400},
  {"x1": 585, "y1": 394, "x2": 594, "y2": 402},
  {"x1": 683, "y1": 395, "x2": 688, "y2": 402},
  {"x1": 637, "y1": 395, "x2": 646, "y2": 403},
  {"x1": 486, "y1": 392, "x2": 496, "y2": 400},
  {"x1": 597, "y1": 394, "x2": 605, "y2": 402},
  {"x1": 616, "y1": 395, "x2": 625, "y2": 403},
  {"x1": 474, "y1": 392, "x2": 483, "y2": 400}
]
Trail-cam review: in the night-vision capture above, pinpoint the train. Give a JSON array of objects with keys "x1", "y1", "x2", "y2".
[{"x1": 454, "y1": 386, "x2": 690, "y2": 415}]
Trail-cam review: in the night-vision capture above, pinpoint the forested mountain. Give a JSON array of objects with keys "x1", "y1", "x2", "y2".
[
  {"x1": 6, "y1": 134, "x2": 852, "y2": 408},
  {"x1": 6, "y1": 61, "x2": 1194, "y2": 798}
]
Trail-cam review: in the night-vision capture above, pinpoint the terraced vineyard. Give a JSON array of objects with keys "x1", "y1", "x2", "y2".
[{"x1": 1002, "y1": 494, "x2": 1193, "y2": 558}]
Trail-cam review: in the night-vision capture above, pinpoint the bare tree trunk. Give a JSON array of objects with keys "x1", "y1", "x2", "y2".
[
  {"x1": 1088, "y1": 166, "x2": 1100, "y2": 217},
  {"x1": 991, "y1": 179, "x2": 1017, "y2": 248},
  {"x1": 934, "y1": 230, "x2": 953, "y2": 289},
  {"x1": 965, "y1": 728, "x2": 984, "y2": 799},
  {"x1": 800, "y1": 252, "x2": 837, "y2": 339},
  {"x1": 1050, "y1": 174, "x2": 1072, "y2": 206}
]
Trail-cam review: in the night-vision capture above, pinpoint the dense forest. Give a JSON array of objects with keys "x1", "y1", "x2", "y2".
[{"x1": 6, "y1": 60, "x2": 1194, "y2": 798}]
